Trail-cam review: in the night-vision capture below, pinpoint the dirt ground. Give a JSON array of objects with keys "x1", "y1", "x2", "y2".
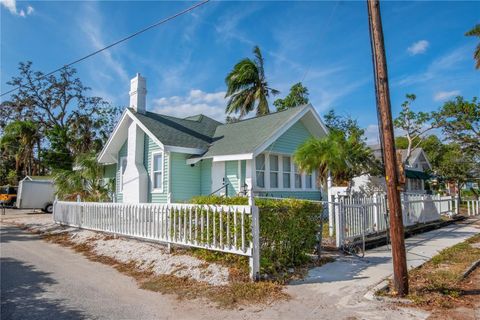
[{"x1": 427, "y1": 267, "x2": 480, "y2": 320}]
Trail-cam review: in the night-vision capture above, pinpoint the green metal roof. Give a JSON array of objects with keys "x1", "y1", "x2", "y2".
[{"x1": 129, "y1": 104, "x2": 310, "y2": 156}]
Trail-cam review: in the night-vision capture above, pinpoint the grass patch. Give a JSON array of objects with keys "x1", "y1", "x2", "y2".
[
  {"x1": 140, "y1": 275, "x2": 288, "y2": 308},
  {"x1": 383, "y1": 233, "x2": 480, "y2": 309}
]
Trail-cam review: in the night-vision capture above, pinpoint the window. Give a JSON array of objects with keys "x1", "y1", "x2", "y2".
[
  {"x1": 269, "y1": 155, "x2": 279, "y2": 188},
  {"x1": 283, "y1": 157, "x2": 291, "y2": 188},
  {"x1": 255, "y1": 154, "x2": 265, "y2": 188},
  {"x1": 294, "y1": 163, "x2": 302, "y2": 189},
  {"x1": 306, "y1": 173, "x2": 313, "y2": 189},
  {"x1": 120, "y1": 157, "x2": 127, "y2": 191},
  {"x1": 152, "y1": 152, "x2": 163, "y2": 191}
]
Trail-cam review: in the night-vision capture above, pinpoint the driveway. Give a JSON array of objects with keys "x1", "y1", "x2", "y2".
[{"x1": 1, "y1": 214, "x2": 479, "y2": 320}]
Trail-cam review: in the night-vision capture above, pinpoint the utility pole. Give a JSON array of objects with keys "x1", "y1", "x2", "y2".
[{"x1": 367, "y1": 0, "x2": 409, "y2": 296}]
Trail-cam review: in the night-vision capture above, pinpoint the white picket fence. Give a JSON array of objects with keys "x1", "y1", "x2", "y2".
[
  {"x1": 332, "y1": 193, "x2": 455, "y2": 247},
  {"x1": 465, "y1": 199, "x2": 480, "y2": 216},
  {"x1": 53, "y1": 201, "x2": 260, "y2": 279}
]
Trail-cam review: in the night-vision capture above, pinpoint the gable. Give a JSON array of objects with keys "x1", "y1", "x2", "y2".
[{"x1": 266, "y1": 121, "x2": 313, "y2": 154}]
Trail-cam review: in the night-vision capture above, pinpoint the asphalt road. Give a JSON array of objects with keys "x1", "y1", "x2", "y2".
[{"x1": 0, "y1": 224, "x2": 200, "y2": 320}]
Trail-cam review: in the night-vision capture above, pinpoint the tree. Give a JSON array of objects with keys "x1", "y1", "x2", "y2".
[
  {"x1": 294, "y1": 111, "x2": 380, "y2": 186},
  {"x1": 465, "y1": 24, "x2": 480, "y2": 69},
  {"x1": 393, "y1": 94, "x2": 436, "y2": 163},
  {"x1": 0, "y1": 120, "x2": 40, "y2": 179},
  {"x1": 1, "y1": 62, "x2": 120, "y2": 171},
  {"x1": 436, "y1": 143, "x2": 479, "y2": 197},
  {"x1": 434, "y1": 96, "x2": 479, "y2": 155},
  {"x1": 53, "y1": 152, "x2": 113, "y2": 201},
  {"x1": 273, "y1": 82, "x2": 309, "y2": 111},
  {"x1": 395, "y1": 135, "x2": 445, "y2": 170},
  {"x1": 225, "y1": 46, "x2": 279, "y2": 118}
]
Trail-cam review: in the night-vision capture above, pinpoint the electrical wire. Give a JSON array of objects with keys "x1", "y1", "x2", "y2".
[{"x1": 0, "y1": 0, "x2": 210, "y2": 98}]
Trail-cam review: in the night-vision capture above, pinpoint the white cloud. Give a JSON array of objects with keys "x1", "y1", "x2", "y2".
[
  {"x1": 151, "y1": 89, "x2": 227, "y2": 121},
  {"x1": 394, "y1": 46, "x2": 469, "y2": 87},
  {"x1": 407, "y1": 40, "x2": 429, "y2": 56},
  {"x1": 433, "y1": 90, "x2": 460, "y2": 101},
  {"x1": 1, "y1": 0, "x2": 34, "y2": 17}
]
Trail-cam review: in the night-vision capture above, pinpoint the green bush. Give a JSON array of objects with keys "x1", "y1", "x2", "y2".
[{"x1": 190, "y1": 195, "x2": 323, "y2": 275}]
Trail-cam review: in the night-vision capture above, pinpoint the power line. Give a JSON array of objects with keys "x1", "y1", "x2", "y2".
[{"x1": 0, "y1": 0, "x2": 210, "y2": 98}]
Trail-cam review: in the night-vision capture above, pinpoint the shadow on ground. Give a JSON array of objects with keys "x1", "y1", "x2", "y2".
[
  {"x1": 1, "y1": 248, "x2": 86, "y2": 320},
  {"x1": 291, "y1": 256, "x2": 391, "y2": 285}
]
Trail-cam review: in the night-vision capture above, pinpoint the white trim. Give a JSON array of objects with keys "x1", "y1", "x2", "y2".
[
  {"x1": 98, "y1": 110, "x2": 129, "y2": 163},
  {"x1": 253, "y1": 151, "x2": 318, "y2": 192},
  {"x1": 151, "y1": 151, "x2": 164, "y2": 193},
  {"x1": 165, "y1": 145, "x2": 205, "y2": 155},
  {"x1": 213, "y1": 153, "x2": 253, "y2": 162},
  {"x1": 252, "y1": 105, "x2": 328, "y2": 157}
]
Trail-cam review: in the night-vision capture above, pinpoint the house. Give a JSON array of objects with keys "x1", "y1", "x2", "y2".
[
  {"x1": 98, "y1": 74, "x2": 329, "y2": 203},
  {"x1": 332, "y1": 145, "x2": 432, "y2": 195}
]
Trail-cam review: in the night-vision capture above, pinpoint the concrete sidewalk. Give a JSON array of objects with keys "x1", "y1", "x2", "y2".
[{"x1": 300, "y1": 218, "x2": 479, "y2": 287}]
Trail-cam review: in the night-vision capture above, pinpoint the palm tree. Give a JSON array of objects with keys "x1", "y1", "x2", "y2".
[
  {"x1": 466, "y1": 24, "x2": 480, "y2": 69},
  {"x1": 53, "y1": 152, "x2": 112, "y2": 201},
  {"x1": 225, "y1": 46, "x2": 279, "y2": 118},
  {"x1": 0, "y1": 120, "x2": 40, "y2": 178},
  {"x1": 294, "y1": 131, "x2": 380, "y2": 188}
]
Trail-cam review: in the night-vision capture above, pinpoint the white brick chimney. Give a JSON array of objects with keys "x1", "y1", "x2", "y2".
[{"x1": 129, "y1": 73, "x2": 147, "y2": 114}]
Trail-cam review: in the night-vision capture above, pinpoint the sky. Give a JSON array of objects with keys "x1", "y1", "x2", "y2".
[{"x1": 1, "y1": 0, "x2": 479, "y2": 144}]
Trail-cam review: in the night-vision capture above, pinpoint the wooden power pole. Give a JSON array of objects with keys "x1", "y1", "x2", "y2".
[{"x1": 367, "y1": 0, "x2": 409, "y2": 295}]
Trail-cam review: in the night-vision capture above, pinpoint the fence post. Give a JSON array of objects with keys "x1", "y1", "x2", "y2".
[
  {"x1": 327, "y1": 172, "x2": 334, "y2": 237},
  {"x1": 76, "y1": 194, "x2": 81, "y2": 202},
  {"x1": 373, "y1": 193, "x2": 379, "y2": 232},
  {"x1": 455, "y1": 195, "x2": 460, "y2": 215},
  {"x1": 246, "y1": 178, "x2": 259, "y2": 281},
  {"x1": 335, "y1": 202, "x2": 344, "y2": 248}
]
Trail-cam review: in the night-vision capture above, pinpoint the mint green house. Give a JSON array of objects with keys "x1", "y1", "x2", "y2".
[{"x1": 98, "y1": 74, "x2": 329, "y2": 203}]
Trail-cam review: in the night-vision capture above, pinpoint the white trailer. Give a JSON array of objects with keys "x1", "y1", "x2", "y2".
[{"x1": 16, "y1": 178, "x2": 55, "y2": 213}]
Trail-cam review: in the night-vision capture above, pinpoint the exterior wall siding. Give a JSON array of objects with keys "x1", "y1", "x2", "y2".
[
  {"x1": 266, "y1": 121, "x2": 312, "y2": 154},
  {"x1": 225, "y1": 160, "x2": 239, "y2": 197},
  {"x1": 144, "y1": 136, "x2": 169, "y2": 203},
  {"x1": 256, "y1": 190, "x2": 322, "y2": 200},
  {"x1": 116, "y1": 141, "x2": 128, "y2": 203},
  {"x1": 170, "y1": 152, "x2": 201, "y2": 202},
  {"x1": 200, "y1": 159, "x2": 212, "y2": 195}
]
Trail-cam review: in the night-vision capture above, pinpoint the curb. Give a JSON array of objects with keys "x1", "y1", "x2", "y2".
[{"x1": 462, "y1": 258, "x2": 480, "y2": 280}]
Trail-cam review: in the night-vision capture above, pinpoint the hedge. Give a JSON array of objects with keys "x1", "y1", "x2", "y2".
[{"x1": 190, "y1": 195, "x2": 323, "y2": 275}]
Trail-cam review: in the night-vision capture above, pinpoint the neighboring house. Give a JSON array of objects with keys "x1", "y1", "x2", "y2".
[
  {"x1": 98, "y1": 74, "x2": 329, "y2": 204},
  {"x1": 334, "y1": 145, "x2": 432, "y2": 195}
]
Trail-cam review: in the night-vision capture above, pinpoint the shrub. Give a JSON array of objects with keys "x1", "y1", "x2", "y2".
[{"x1": 190, "y1": 196, "x2": 323, "y2": 275}]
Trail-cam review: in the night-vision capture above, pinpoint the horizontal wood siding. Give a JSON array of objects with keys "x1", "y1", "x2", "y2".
[
  {"x1": 171, "y1": 152, "x2": 201, "y2": 202},
  {"x1": 225, "y1": 160, "x2": 239, "y2": 197},
  {"x1": 200, "y1": 159, "x2": 212, "y2": 195},
  {"x1": 267, "y1": 121, "x2": 312, "y2": 154},
  {"x1": 144, "y1": 135, "x2": 168, "y2": 203},
  {"x1": 256, "y1": 190, "x2": 323, "y2": 200},
  {"x1": 116, "y1": 141, "x2": 128, "y2": 203}
]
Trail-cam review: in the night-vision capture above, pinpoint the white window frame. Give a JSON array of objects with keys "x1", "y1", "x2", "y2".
[
  {"x1": 255, "y1": 154, "x2": 266, "y2": 189},
  {"x1": 305, "y1": 172, "x2": 313, "y2": 189},
  {"x1": 119, "y1": 156, "x2": 127, "y2": 193},
  {"x1": 269, "y1": 154, "x2": 279, "y2": 189},
  {"x1": 151, "y1": 151, "x2": 164, "y2": 193},
  {"x1": 282, "y1": 156, "x2": 291, "y2": 189},
  {"x1": 253, "y1": 152, "x2": 317, "y2": 192}
]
